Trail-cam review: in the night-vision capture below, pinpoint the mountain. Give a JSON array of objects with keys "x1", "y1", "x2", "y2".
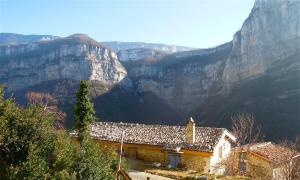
[
  {"x1": 102, "y1": 41, "x2": 196, "y2": 53},
  {"x1": 122, "y1": 0, "x2": 300, "y2": 140},
  {"x1": 110, "y1": 0, "x2": 300, "y2": 140},
  {"x1": 0, "y1": 0, "x2": 299, "y2": 140},
  {"x1": 0, "y1": 34, "x2": 196, "y2": 62},
  {"x1": 117, "y1": 48, "x2": 166, "y2": 61},
  {"x1": 103, "y1": 41, "x2": 196, "y2": 61},
  {"x1": 0, "y1": 33, "x2": 59, "y2": 45},
  {"x1": 222, "y1": 0, "x2": 300, "y2": 83},
  {"x1": 0, "y1": 33, "x2": 130, "y2": 91}
]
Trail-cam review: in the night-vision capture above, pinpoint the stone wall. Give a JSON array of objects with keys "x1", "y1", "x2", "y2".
[
  {"x1": 233, "y1": 151, "x2": 273, "y2": 179},
  {"x1": 181, "y1": 154, "x2": 210, "y2": 172},
  {"x1": 246, "y1": 153, "x2": 273, "y2": 179},
  {"x1": 94, "y1": 140, "x2": 213, "y2": 172},
  {"x1": 135, "y1": 147, "x2": 166, "y2": 163}
]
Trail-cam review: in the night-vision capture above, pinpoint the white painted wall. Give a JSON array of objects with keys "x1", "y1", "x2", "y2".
[{"x1": 210, "y1": 130, "x2": 236, "y2": 174}]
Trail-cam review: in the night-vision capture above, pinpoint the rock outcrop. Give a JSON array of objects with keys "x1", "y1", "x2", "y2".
[
  {"x1": 117, "y1": 48, "x2": 165, "y2": 61},
  {"x1": 124, "y1": 42, "x2": 232, "y2": 111},
  {"x1": 223, "y1": 0, "x2": 300, "y2": 83},
  {"x1": 0, "y1": 34, "x2": 129, "y2": 90},
  {"x1": 0, "y1": 0, "x2": 299, "y2": 140},
  {"x1": 126, "y1": 0, "x2": 300, "y2": 111},
  {"x1": 103, "y1": 41, "x2": 196, "y2": 53},
  {"x1": 121, "y1": 0, "x2": 300, "y2": 140},
  {"x1": 0, "y1": 33, "x2": 59, "y2": 45}
]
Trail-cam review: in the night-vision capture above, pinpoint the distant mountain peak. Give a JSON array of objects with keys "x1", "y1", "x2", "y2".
[
  {"x1": 0, "y1": 33, "x2": 59, "y2": 46},
  {"x1": 67, "y1": 33, "x2": 94, "y2": 42},
  {"x1": 64, "y1": 33, "x2": 108, "y2": 48},
  {"x1": 103, "y1": 41, "x2": 196, "y2": 53}
]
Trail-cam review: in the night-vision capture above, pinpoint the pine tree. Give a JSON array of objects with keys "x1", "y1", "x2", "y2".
[{"x1": 73, "y1": 80, "x2": 95, "y2": 143}]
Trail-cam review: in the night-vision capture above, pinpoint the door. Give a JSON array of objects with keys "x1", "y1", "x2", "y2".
[{"x1": 168, "y1": 153, "x2": 181, "y2": 168}]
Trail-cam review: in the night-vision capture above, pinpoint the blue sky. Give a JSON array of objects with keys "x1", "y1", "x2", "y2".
[{"x1": 0, "y1": 0, "x2": 254, "y2": 48}]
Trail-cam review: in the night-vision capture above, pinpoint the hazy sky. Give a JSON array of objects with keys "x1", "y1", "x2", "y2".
[{"x1": 0, "y1": 0, "x2": 255, "y2": 48}]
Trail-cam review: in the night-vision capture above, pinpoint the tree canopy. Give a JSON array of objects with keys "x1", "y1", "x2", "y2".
[{"x1": 0, "y1": 86, "x2": 116, "y2": 179}]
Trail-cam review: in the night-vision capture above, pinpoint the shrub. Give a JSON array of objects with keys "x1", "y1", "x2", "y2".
[{"x1": 0, "y1": 86, "x2": 116, "y2": 179}]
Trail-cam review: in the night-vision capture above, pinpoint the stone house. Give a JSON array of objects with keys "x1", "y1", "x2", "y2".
[
  {"x1": 233, "y1": 142, "x2": 300, "y2": 179},
  {"x1": 87, "y1": 117, "x2": 236, "y2": 174}
]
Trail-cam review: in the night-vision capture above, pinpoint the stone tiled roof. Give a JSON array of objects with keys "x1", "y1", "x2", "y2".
[
  {"x1": 240, "y1": 142, "x2": 300, "y2": 165},
  {"x1": 90, "y1": 121, "x2": 227, "y2": 152}
]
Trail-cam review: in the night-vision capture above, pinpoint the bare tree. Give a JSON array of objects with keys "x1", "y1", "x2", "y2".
[
  {"x1": 26, "y1": 92, "x2": 66, "y2": 129},
  {"x1": 231, "y1": 113, "x2": 264, "y2": 146},
  {"x1": 214, "y1": 113, "x2": 265, "y2": 177},
  {"x1": 277, "y1": 138, "x2": 300, "y2": 180},
  {"x1": 26, "y1": 92, "x2": 57, "y2": 111},
  {"x1": 219, "y1": 114, "x2": 299, "y2": 179},
  {"x1": 295, "y1": 135, "x2": 300, "y2": 152}
]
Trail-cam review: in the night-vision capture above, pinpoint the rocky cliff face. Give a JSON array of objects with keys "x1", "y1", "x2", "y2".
[
  {"x1": 121, "y1": 0, "x2": 300, "y2": 140},
  {"x1": 1, "y1": 0, "x2": 299, "y2": 140},
  {"x1": 223, "y1": 0, "x2": 300, "y2": 83},
  {"x1": 117, "y1": 48, "x2": 165, "y2": 61},
  {"x1": 0, "y1": 34, "x2": 129, "y2": 91},
  {"x1": 125, "y1": 0, "x2": 300, "y2": 112},
  {"x1": 124, "y1": 42, "x2": 232, "y2": 111},
  {"x1": 103, "y1": 41, "x2": 196, "y2": 53},
  {"x1": 0, "y1": 33, "x2": 59, "y2": 45}
]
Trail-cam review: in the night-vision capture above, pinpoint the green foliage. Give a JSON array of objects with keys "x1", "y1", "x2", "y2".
[
  {"x1": 0, "y1": 87, "x2": 116, "y2": 179},
  {"x1": 73, "y1": 80, "x2": 95, "y2": 142},
  {"x1": 72, "y1": 138, "x2": 116, "y2": 180},
  {"x1": 0, "y1": 85, "x2": 4, "y2": 102}
]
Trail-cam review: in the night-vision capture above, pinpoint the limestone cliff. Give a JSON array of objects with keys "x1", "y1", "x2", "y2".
[
  {"x1": 0, "y1": 33, "x2": 59, "y2": 45},
  {"x1": 124, "y1": 42, "x2": 232, "y2": 111},
  {"x1": 126, "y1": 0, "x2": 300, "y2": 111},
  {"x1": 117, "y1": 48, "x2": 165, "y2": 61},
  {"x1": 0, "y1": 0, "x2": 299, "y2": 140},
  {"x1": 120, "y1": 0, "x2": 300, "y2": 140},
  {"x1": 223, "y1": 0, "x2": 300, "y2": 83},
  {"x1": 0, "y1": 34, "x2": 129, "y2": 91},
  {"x1": 103, "y1": 41, "x2": 196, "y2": 54}
]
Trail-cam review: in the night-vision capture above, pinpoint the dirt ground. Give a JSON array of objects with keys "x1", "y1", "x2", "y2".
[{"x1": 128, "y1": 170, "x2": 174, "y2": 180}]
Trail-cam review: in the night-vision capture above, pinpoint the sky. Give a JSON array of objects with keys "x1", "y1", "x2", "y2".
[{"x1": 0, "y1": 0, "x2": 255, "y2": 48}]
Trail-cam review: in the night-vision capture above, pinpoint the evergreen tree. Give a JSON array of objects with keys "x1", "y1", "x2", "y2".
[{"x1": 73, "y1": 80, "x2": 95, "y2": 143}]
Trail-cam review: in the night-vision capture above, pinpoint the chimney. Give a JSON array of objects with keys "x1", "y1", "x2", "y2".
[{"x1": 186, "y1": 117, "x2": 195, "y2": 144}]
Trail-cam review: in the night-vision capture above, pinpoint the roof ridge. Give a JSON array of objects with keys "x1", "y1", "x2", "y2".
[
  {"x1": 256, "y1": 142, "x2": 272, "y2": 148},
  {"x1": 93, "y1": 121, "x2": 225, "y2": 129},
  {"x1": 94, "y1": 121, "x2": 185, "y2": 128}
]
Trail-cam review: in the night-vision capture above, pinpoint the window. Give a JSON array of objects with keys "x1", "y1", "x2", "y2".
[
  {"x1": 239, "y1": 152, "x2": 247, "y2": 161},
  {"x1": 218, "y1": 146, "x2": 223, "y2": 158},
  {"x1": 238, "y1": 161, "x2": 247, "y2": 172}
]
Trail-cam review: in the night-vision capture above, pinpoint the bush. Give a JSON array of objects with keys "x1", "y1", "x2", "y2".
[{"x1": 0, "y1": 86, "x2": 116, "y2": 179}]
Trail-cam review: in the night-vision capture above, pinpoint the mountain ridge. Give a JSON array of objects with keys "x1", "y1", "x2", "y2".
[{"x1": 0, "y1": 0, "x2": 299, "y2": 140}]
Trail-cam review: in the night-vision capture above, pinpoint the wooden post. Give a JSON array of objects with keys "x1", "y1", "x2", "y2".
[{"x1": 118, "y1": 130, "x2": 125, "y2": 171}]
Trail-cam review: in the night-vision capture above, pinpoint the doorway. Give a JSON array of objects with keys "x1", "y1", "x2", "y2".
[{"x1": 168, "y1": 153, "x2": 181, "y2": 168}]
